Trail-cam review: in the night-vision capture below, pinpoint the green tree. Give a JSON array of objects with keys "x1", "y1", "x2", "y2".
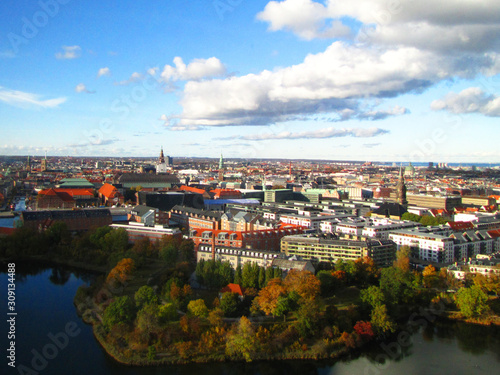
[
  {"x1": 258, "y1": 266, "x2": 266, "y2": 289},
  {"x1": 220, "y1": 292, "x2": 240, "y2": 317},
  {"x1": 225, "y1": 316, "x2": 257, "y2": 362},
  {"x1": 380, "y1": 266, "x2": 416, "y2": 305},
  {"x1": 394, "y1": 246, "x2": 411, "y2": 271},
  {"x1": 102, "y1": 228, "x2": 129, "y2": 253},
  {"x1": 242, "y1": 262, "x2": 259, "y2": 289},
  {"x1": 293, "y1": 298, "x2": 323, "y2": 337},
  {"x1": 179, "y1": 239, "x2": 195, "y2": 263},
  {"x1": 234, "y1": 264, "x2": 243, "y2": 285},
  {"x1": 455, "y1": 285, "x2": 490, "y2": 318},
  {"x1": 360, "y1": 285, "x2": 385, "y2": 310},
  {"x1": 134, "y1": 285, "x2": 159, "y2": 309},
  {"x1": 370, "y1": 304, "x2": 396, "y2": 335},
  {"x1": 160, "y1": 242, "x2": 178, "y2": 264},
  {"x1": 158, "y1": 303, "x2": 178, "y2": 323},
  {"x1": 136, "y1": 304, "x2": 160, "y2": 339},
  {"x1": 187, "y1": 299, "x2": 209, "y2": 318},
  {"x1": 401, "y1": 212, "x2": 422, "y2": 223},
  {"x1": 103, "y1": 296, "x2": 136, "y2": 329},
  {"x1": 317, "y1": 270, "x2": 336, "y2": 296}
]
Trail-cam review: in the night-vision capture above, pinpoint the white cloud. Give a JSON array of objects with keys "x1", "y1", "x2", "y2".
[
  {"x1": 257, "y1": 0, "x2": 500, "y2": 52},
  {"x1": 97, "y1": 67, "x2": 111, "y2": 77},
  {"x1": 0, "y1": 86, "x2": 66, "y2": 108},
  {"x1": 161, "y1": 56, "x2": 226, "y2": 82},
  {"x1": 75, "y1": 83, "x2": 94, "y2": 94},
  {"x1": 55, "y1": 45, "x2": 81, "y2": 60},
  {"x1": 147, "y1": 67, "x2": 159, "y2": 76},
  {"x1": 257, "y1": 0, "x2": 351, "y2": 40},
  {"x1": 115, "y1": 72, "x2": 144, "y2": 85},
  {"x1": 224, "y1": 127, "x2": 388, "y2": 141},
  {"x1": 173, "y1": 41, "x2": 498, "y2": 128},
  {"x1": 431, "y1": 87, "x2": 500, "y2": 117}
]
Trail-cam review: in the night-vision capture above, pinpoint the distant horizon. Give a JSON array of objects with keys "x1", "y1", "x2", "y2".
[{"x1": 1, "y1": 154, "x2": 499, "y2": 168}]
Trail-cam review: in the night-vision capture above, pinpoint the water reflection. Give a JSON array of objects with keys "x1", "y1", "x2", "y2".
[
  {"x1": 2, "y1": 264, "x2": 500, "y2": 375},
  {"x1": 49, "y1": 267, "x2": 72, "y2": 285}
]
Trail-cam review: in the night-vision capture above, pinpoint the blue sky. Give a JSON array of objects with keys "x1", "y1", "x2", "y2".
[{"x1": 1, "y1": 0, "x2": 500, "y2": 163}]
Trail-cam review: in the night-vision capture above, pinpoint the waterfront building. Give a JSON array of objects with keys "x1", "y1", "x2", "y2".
[
  {"x1": 110, "y1": 222, "x2": 181, "y2": 244},
  {"x1": 280, "y1": 234, "x2": 396, "y2": 267}
]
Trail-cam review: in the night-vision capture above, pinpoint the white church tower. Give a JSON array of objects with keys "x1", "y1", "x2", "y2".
[{"x1": 156, "y1": 147, "x2": 168, "y2": 174}]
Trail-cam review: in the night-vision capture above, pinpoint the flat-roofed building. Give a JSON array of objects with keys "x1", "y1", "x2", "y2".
[
  {"x1": 197, "y1": 245, "x2": 280, "y2": 269},
  {"x1": 407, "y1": 194, "x2": 462, "y2": 210},
  {"x1": 389, "y1": 229, "x2": 455, "y2": 263},
  {"x1": 21, "y1": 208, "x2": 112, "y2": 232},
  {"x1": 281, "y1": 234, "x2": 396, "y2": 267},
  {"x1": 110, "y1": 222, "x2": 181, "y2": 244}
]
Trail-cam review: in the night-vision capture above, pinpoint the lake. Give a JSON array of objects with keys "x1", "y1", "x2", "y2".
[{"x1": 1, "y1": 262, "x2": 499, "y2": 375}]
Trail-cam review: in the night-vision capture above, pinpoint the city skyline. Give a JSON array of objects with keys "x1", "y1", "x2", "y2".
[{"x1": 1, "y1": 0, "x2": 500, "y2": 163}]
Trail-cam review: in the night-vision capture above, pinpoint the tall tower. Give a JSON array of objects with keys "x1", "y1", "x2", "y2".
[
  {"x1": 40, "y1": 153, "x2": 48, "y2": 172},
  {"x1": 26, "y1": 155, "x2": 31, "y2": 172},
  {"x1": 218, "y1": 152, "x2": 224, "y2": 181},
  {"x1": 156, "y1": 147, "x2": 167, "y2": 174},
  {"x1": 396, "y1": 167, "x2": 407, "y2": 206},
  {"x1": 159, "y1": 147, "x2": 165, "y2": 164}
]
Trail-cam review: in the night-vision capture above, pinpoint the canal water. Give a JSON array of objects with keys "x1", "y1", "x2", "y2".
[{"x1": 1, "y1": 263, "x2": 499, "y2": 375}]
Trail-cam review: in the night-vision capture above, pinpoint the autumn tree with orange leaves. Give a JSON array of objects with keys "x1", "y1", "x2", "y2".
[
  {"x1": 106, "y1": 258, "x2": 135, "y2": 288},
  {"x1": 252, "y1": 278, "x2": 287, "y2": 317},
  {"x1": 283, "y1": 269, "x2": 321, "y2": 300}
]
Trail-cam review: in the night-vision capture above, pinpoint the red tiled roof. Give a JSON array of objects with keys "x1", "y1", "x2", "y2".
[
  {"x1": 487, "y1": 229, "x2": 500, "y2": 238},
  {"x1": 54, "y1": 188, "x2": 94, "y2": 197},
  {"x1": 180, "y1": 185, "x2": 207, "y2": 195},
  {"x1": 447, "y1": 221, "x2": 474, "y2": 231},
  {"x1": 220, "y1": 283, "x2": 246, "y2": 296},
  {"x1": 99, "y1": 183, "x2": 119, "y2": 198},
  {"x1": 40, "y1": 188, "x2": 58, "y2": 196}
]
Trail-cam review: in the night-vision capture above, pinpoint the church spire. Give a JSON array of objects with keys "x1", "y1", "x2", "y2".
[
  {"x1": 396, "y1": 165, "x2": 407, "y2": 206},
  {"x1": 159, "y1": 146, "x2": 165, "y2": 163},
  {"x1": 218, "y1": 152, "x2": 224, "y2": 181}
]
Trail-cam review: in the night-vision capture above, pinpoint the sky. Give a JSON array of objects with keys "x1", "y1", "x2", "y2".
[{"x1": 1, "y1": 0, "x2": 500, "y2": 163}]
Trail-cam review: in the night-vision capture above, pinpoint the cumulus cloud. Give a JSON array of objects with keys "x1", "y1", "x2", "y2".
[
  {"x1": 257, "y1": 0, "x2": 351, "y2": 40},
  {"x1": 162, "y1": 1, "x2": 500, "y2": 130},
  {"x1": 55, "y1": 45, "x2": 81, "y2": 59},
  {"x1": 258, "y1": 0, "x2": 500, "y2": 52},
  {"x1": 172, "y1": 41, "x2": 498, "y2": 128},
  {"x1": 0, "y1": 86, "x2": 66, "y2": 108},
  {"x1": 97, "y1": 67, "x2": 111, "y2": 77},
  {"x1": 222, "y1": 127, "x2": 388, "y2": 141},
  {"x1": 161, "y1": 57, "x2": 226, "y2": 82},
  {"x1": 431, "y1": 87, "x2": 500, "y2": 117},
  {"x1": 75, "y1": 83, "x2": 95, "y2": 94}
]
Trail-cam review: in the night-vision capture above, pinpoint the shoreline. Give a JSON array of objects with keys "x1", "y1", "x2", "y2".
[{"x1": 7, "y1": 257, "x2": 500, "y2": 366}]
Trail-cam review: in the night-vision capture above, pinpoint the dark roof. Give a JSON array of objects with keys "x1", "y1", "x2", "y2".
[
  {"x1": 372, "y1": 202, "x2": 407, "y2": 217},
  {"x1": 131, "y1": 205, "x2": 156, "y2": 216},
  {"x1": 171, "y1": 205, "x2": 222, "y2": 219},
  {"x1": 119, "y1": 173, "x2": 180, "y2": 184},
  {"x1": 21, "y1": 208, "x2": 111, "y2": 221}
]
